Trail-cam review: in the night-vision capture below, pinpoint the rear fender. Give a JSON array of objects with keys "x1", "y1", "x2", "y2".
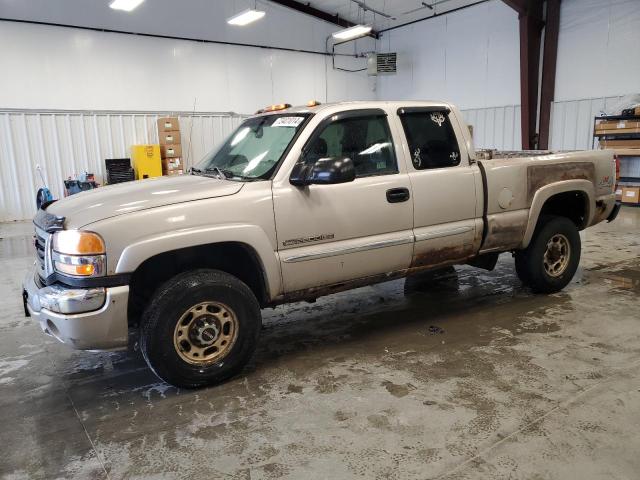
[{"x1": 521, "y1": 180, "x2": 594, "y2": 248}]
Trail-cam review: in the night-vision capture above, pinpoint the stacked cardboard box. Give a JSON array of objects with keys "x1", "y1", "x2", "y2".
[
  {"x1": 157, "y1": 117, "x2": 184, "y2": 176},
  {"x1": 622, "y1": 186, "x2": 640, "y2": 204},
  {"x1": 595, "y1": 118, "x2": 640, "y2": 149},
  {"x1": 595, "y1": 114, "x2": 640, "y2": 205}
]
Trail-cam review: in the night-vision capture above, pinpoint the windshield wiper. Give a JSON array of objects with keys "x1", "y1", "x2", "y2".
[
  {"x1": 204, "y1": 167, "x2": 254, "y2": 181},
  {"x1": 204, "y1": 167, "x2": 231, "y2": 180}
]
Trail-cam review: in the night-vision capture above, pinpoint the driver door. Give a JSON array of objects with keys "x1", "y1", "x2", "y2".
[{"x1": 272, "y1": 109, "x2": 414, "y2": 295}]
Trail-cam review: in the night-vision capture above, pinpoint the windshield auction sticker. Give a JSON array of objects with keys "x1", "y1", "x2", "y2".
[{"x1": 272, "y1": 117, "x2": 305, "y2": 128}]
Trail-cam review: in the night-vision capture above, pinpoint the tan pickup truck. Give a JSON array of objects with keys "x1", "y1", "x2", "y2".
[{"x1": 23, "y1": 101, "x2": 620, "y2": 388}]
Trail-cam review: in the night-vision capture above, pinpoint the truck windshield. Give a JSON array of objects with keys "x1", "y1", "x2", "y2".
[{"x1": 194, "y1": 113, "x2": 310, "y2": 180}]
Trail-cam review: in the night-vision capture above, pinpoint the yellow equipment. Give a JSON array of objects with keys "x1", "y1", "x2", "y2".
[{"x1": 131, "y1": 144, "x2": 162, "y2": 180}]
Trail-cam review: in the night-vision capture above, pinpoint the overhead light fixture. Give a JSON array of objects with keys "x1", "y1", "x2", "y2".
[
  {"x1": 109, "y1": 0, "x2": 145, "y2": 12},
  {"x1": 332, "y1": 24, "x2": 372, "y2": 41},
  {"x1": 227, "y1": 8, "x2": 266, "y2": 26}
]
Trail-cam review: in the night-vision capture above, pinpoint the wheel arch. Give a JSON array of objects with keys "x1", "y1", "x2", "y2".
[
  {"x1": 522, "y1": 180, "x2": 594, "y2": 248},
  {"x1": 126, "y1": 240, "x2": 272, "y2": 327}
]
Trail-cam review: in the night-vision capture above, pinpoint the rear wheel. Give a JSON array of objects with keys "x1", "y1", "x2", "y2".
[
  {"x1": 514, "y1": 215, "x2": 581, "y2": 293},
  {"x1": 140, "y1": 269, "x2": 261, "y2": 388}
]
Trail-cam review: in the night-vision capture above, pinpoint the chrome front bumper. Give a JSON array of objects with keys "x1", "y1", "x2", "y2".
[{"x1": 23, "y1": 266, "x2": 129, "y2": 350}]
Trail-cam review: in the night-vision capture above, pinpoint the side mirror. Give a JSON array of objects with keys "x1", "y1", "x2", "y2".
[{"x1": 290, "y1": 157, "x2": 356, "y2": 186}]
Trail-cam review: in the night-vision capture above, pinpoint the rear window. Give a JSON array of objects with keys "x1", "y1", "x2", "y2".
[{"x1": 399, "y1": 111, "x2": 461, "y2": 170}]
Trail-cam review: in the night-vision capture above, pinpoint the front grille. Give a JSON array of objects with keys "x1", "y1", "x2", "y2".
[{"x1": 34, "y1": 226, "x2": 51, "y2": 280}]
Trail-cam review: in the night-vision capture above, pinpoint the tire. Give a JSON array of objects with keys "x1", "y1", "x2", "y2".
[
  {"x1": 140, "y1": 269, "x2": 261, "y2": 388},
  {"x1": 513, "y1": 215, "x2": 581, "y2": 294}
]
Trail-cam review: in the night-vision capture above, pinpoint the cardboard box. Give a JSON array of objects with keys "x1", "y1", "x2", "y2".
[
  {"x1": 161, "y1": 144, "x2": 182, "y2": 158},
  {"x1": 595, "y1": 127, "x2": 640, "y2": 136},
  {"x1": 164, "y1": 169, "x2": 184, "y2": 176},
  {"x1": 595, "y1": 119, "x2": 640, "y2": 131},
  {"x1": 159, "y1": 131, "x2": 181, "y2": 145},
  {"x1": 621, "y1": 186, "x2": 640, "y2": 204},
  {"x1": 615, "y1": 187, "x2": 623, "y2": 201},
  {"x1": 599, "y1": 139, "x2": 640, "y2": 149},
  {"x1": 162, "y1": 157, "x2": 183, "y2": 171},
  {"x1": 157, "y1": 117, "x2": 180, "y2": 132},
  {"x1": 131, "y1": 144, "x2": 162, "y2": 179}
]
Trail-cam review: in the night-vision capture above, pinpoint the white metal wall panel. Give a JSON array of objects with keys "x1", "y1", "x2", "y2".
[
  {"x1": 0, "y1": 110, "x2": 246, "y2": 222},
  {"x1": 549, "y1": 96, "x2": 625, "y2": 150},
  {"x1": 461, "y1": 105, "x2": 522, "y2": 150},
  {"x1": 376, "y1": 1, "x2": 520, "y2": 110}
]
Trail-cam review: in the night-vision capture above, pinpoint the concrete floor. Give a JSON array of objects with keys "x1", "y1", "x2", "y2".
[{"x1": 1, "y1": 208, "x2": 639, "y2": 480}]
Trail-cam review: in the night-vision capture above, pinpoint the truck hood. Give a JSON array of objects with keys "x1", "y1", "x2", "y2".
[{"x1": 47, "y1": 175, "x2": 244, "y2": 228}]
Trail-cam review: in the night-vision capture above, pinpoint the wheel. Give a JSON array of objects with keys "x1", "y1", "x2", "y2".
[
  {"x1": 513, "y1": 215, "x2": 581, "y2": 294},
  {"x1": 140, "y1": 269, "x2": 261, "y2": 388}
]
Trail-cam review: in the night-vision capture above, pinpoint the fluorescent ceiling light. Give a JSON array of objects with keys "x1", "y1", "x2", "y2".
[
  {"x1": 227, "y1": 9, "x2": 266, "y2": 26},
  {"x1": 109, "y1": 0, "x2": 145, "y2": 12},
  {"x1": 332, "y1": 24, "x2": 372, "y2": 40}
]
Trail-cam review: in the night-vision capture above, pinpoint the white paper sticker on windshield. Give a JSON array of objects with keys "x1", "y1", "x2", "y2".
[{"x1": 272, "y1": 116, "x2": 304, "y2": 127}]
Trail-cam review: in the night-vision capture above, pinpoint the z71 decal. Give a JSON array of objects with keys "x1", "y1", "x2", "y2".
[{"x1": 598, "y1": 175, "x2": 613, "y2": 188}]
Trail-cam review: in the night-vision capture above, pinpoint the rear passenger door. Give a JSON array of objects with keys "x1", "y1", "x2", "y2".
[{"x1": 396, "y1": 107, "x2": 481, "y2": 269}]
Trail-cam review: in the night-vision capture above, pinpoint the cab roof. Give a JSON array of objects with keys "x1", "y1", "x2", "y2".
[{"x1": 252, "y1": 100, "x2": 453, "y2": 118}]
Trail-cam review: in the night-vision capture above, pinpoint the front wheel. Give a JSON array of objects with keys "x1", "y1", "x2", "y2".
[
  {"x1": 514, "y1": 215, "x2": 581, "y2": 294},
  {"x1": 140, "y1": 269, "x2": 262, "y2": 388}
]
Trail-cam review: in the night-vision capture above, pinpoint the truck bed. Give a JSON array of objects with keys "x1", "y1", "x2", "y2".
[{"x1": 475, "y1": 148, "x2": 616, "y2": 254}]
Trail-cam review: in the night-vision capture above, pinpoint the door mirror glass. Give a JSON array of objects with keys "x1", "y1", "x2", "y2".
[{"x1": 290, "y1": 157, "x2": 355, "y2": 186}]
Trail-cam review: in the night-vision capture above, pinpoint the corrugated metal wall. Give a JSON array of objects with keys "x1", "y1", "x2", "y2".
[
  {"x1": 461, "y1": 105, "x2": 522, "y2": 150},
  {"x1": 549, "y1": 95, "x2": 624, "y2": 150},
  {"x1": 0, "y1": 109, "x2": 246, "y2": 222},
  {"x1": 1, "y1": 98, "x2": 630, "y2": 221}
]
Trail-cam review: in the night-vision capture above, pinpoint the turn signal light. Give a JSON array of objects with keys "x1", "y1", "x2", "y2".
[{"x1": 56, "y1": 262, "x2": 96, "y2": 276}]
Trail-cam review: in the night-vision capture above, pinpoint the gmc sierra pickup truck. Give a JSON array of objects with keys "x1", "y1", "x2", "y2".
[{"x1": 23, "y1": 101, "x2": 620, "y2": 388}]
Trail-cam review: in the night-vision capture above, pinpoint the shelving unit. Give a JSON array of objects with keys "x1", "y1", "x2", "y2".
[{"x1": 592, "y1": 114, "x2": 640, "y2": 205}]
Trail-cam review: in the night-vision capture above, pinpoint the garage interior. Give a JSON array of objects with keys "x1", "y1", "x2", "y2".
[{"x1": 1, "y1": 0, "x2": 640, "y2": 478}]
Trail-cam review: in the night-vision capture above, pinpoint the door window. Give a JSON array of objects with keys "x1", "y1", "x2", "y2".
[
  {"x1": 399, "y1": 111, "x2": 461, "y2": 170},
  {"x1": 303, "y1": 114, "x2": 397, "y2": 178}
]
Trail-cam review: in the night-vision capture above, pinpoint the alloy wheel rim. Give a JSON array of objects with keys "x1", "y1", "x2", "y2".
[
  {"x1": 173, "y1": 301, "x2": 238, "y2": 365},
  {"x1": 543, "y1": 233, "x2": 571, "y2": 278}
]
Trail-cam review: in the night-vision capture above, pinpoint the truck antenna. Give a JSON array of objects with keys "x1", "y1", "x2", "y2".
[{"x1": 186, "y1": 97, "x2": 197, "y2": 170}]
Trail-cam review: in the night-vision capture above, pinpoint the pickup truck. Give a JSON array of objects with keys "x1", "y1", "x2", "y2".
[{"x1": 23, "y1": 101, "x2": 620, "y2": 388}]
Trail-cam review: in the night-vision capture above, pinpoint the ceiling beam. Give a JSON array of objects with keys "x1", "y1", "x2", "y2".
[
  {"x1": 502, "y1": 0, "x2": 528, "y2": 14},
  {"x1": 267, "y1": 0, "x2": 379, "y2": 38}
]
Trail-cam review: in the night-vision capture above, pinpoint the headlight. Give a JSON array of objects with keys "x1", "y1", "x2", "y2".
[{"x1": 52, "y1": 231, "x2": 106, "y2": 277}]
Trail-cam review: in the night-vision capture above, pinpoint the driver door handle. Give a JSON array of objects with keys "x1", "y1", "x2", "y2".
[{"x1": 386, "y1": 187, "x2": 410, "y2": 203}]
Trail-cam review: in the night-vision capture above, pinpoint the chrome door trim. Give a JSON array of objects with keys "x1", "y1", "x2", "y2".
[
  {"x1": 414, "y1": 225, "x2": 473, "y2": 242},
  {"x1": 282, "y1": 235, "x2": 414, "y2": 263}
]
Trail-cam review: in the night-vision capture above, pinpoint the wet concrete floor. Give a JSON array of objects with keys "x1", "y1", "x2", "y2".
[{"x1": 1, "y1": 208, "x2": 639, "y2": 479}]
